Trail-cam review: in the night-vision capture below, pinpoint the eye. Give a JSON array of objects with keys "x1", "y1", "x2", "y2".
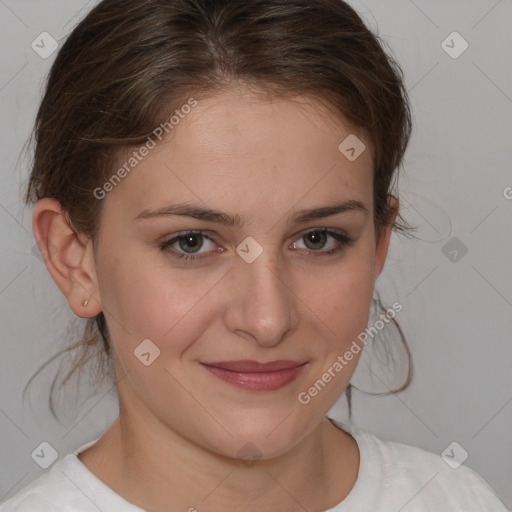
[
  {"x1": 159, "y1": 230, "x2": 218, "y2": 261},
  {"x1": 291, "y1": 228, "x2": 354, "y2": 257},
  {"x1": 159, "y1": 228, "x2": 354, "y2": 262}
]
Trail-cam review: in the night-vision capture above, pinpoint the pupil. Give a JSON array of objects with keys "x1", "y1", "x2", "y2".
[
  {"x1": 306, "y1": 230, "x2": 326, "y2": 250},
  {"x1": 179, "y1": 234, "x2": 202, "y2": 253}
]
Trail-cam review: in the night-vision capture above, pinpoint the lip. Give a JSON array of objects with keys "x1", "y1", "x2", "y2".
[
  {"x1": 199, "y1": 360, "x2": 308, "y2": 391},
  {"x1": 202, "y1": 360, "x2": 306, "y2": 372}
]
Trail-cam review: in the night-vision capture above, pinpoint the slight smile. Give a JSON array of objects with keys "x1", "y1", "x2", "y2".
[{"x1": 199, "y1": 360, "x2": 308, "y2": 391}]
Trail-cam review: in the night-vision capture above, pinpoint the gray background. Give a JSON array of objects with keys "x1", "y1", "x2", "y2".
[{"x1": 0, "y1": 0, "x2": 511, "y2": 508}]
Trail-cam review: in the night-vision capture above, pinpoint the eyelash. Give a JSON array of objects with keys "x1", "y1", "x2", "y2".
[{"x1": 159, "y1": 228, "x2": 354, "y2": 262}]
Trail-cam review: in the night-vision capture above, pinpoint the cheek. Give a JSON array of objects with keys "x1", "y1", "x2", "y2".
[
  {"x1": 96, "y1": 250, "x2": 219, "y2": 358},
  {"x1": 314, "y1": 249, "x2": 376, "y2": 337},
  {"x1": 309, "y1": 257, "x2": 375, "y2": 397},
  {"x1": 97, "y1": 232, "x2": 376, "y2": 361}
]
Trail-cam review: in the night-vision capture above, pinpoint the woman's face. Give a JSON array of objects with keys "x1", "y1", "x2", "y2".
[{"x1": 92, "y1": 87, "x2": 393, "y2": 459}]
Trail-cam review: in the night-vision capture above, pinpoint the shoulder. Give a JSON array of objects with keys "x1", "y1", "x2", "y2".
[
  {"x1": 0, "y1": 441, "x2": 143, "y2": 512},
  {"x1": 329, "y1": 418, "x2": 509, "y2": 511},
  {"x1": 0, "y1": 456, "x2": 77, "y2": 511},
  {"x1": 0, "y1": 491, "x2": 61, "y2": 512}
]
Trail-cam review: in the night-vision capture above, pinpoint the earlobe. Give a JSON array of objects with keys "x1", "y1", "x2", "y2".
[{"x1": 32, "y1": 198, "x2": 102, "y2": 318}]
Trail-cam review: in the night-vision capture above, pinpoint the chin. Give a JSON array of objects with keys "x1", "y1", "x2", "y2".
[{"x1": 205, "y1": 414, "x2": 314, "y2": 462}]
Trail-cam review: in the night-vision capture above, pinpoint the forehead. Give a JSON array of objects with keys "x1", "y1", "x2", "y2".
[{"x1": 104, "y1": 88, "x2": 374, "y2": 223}]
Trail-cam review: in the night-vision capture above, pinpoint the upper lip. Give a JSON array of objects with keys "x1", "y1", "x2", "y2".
[{"x1": 201, "y1": 360, "x2": 307, "y2": 372}]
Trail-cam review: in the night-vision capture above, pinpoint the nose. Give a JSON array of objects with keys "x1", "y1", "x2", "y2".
[{"x1": 225, "y1": 248, "x2": 299, "y2": 348}]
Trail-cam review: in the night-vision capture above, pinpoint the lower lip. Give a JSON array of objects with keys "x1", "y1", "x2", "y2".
[{"x1": 200, "y1": 363, "x2": 307, "y2": 391}]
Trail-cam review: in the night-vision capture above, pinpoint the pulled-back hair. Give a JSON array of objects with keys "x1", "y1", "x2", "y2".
[{"x1": 24, "y1": 0, "x2": 415, "y2": 419}]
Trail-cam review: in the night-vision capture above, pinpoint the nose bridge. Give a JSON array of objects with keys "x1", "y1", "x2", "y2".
[{"x1": 231, "y1": 238, "x2": 296, "y2": 346}]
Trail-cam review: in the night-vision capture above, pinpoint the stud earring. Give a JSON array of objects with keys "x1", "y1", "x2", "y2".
[{"x1": 82, "y1": 299, "x2": 89, "y2": 307}]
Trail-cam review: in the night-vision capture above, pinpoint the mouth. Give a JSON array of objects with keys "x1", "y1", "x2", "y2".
[{"x1": 199, "y1": 360, "x2": 308, "y2": 391}]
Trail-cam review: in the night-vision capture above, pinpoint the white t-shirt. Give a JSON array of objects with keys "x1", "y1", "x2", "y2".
[{"x1": 0, "y1": 417, "x2": 508, "y2": 511}]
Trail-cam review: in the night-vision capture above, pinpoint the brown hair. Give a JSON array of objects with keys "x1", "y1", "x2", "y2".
[{"x1": 24, "y1": 0, "x2": 415, "y2": 419}]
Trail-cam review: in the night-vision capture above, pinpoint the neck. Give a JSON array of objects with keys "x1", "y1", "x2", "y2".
[{"x1": 79, "y1": 399, "x2": 359, "y2": 512}]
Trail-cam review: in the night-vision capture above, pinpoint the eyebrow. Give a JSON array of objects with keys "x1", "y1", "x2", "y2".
[{"x1": 134, "y1": 199, "x2": 368, "y2": 227}]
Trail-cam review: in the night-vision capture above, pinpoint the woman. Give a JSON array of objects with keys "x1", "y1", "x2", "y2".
[{"x1": 1, "y1": 0, "x2": 507, "y2": 510}]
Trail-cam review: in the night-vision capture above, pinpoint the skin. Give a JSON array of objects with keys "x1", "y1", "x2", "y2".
[{"x1": 33, "y1": 85, "x2": 397, "y2": 512}]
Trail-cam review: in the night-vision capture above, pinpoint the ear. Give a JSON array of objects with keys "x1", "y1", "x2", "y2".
[
  {"x1": 32, "y1": 198, "x2": 102, "y2": 318},
  {"x1": 374, "y1": 196, "x2": 398, "y2": 279}
]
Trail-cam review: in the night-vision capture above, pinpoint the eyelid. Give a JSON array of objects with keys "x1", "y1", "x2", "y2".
[
  {"x1": 160, "y1": 227, "x2": 354, "y2": 261},
  {"x1": 162, "y1": 226, "x2": 349, "y2": 243},
  {"x1": 294, "y1": 226, "x2": 350, "y2": 240}
]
